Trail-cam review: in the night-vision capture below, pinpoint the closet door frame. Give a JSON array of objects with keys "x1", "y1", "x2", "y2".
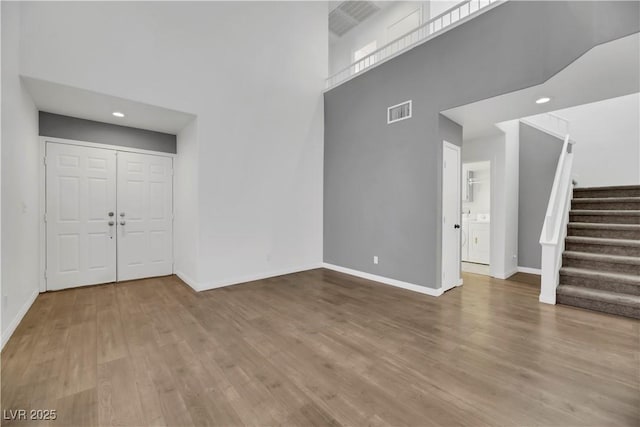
[{"x1": 39, "y1": 136, "x2": 176, "y2": 292}]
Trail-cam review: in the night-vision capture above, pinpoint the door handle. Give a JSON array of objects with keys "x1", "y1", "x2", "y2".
[
  {"x1": 108, "y1": 221, "x2": 115, "y2": 226},
  {"x1": 108, "y1": 212, "x2": 114, "y2": 217},
  {"x1": 454, "y1": 224, "x2": 460, "y2": 229},
  {"x1": 120, "y1": 221, "x2": 126, "y2": 226},
  {"x1": 120, "y1": 212, "x2": 125, "y2": 217}
]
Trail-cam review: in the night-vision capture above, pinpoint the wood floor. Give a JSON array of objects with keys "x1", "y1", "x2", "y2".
[{"x1": 1, "y1": 269, "x2": 638, "y2": 426}]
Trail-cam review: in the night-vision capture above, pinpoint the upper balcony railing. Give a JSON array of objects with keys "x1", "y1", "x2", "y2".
[{"x1": 326, "y1": 0, "x2": 505, "y2": 90}]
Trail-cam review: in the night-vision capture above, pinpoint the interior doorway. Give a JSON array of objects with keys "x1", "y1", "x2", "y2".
[{"x1": 461, "y1": 161, "x2": 491, "y2": 276}]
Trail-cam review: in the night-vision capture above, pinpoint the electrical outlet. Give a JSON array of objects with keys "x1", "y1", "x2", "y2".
[{"x1": 373, "y1": 256, "x2": 379, "y2": 265}]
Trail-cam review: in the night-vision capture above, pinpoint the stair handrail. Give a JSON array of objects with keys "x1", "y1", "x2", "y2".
[{"x1": 539, "y1": 133, "x2": 576, "y2": 304}]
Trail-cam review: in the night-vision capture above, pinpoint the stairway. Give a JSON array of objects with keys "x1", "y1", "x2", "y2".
[{"x1": 557, "y1": 185, "x2": 640, "y2": 319}]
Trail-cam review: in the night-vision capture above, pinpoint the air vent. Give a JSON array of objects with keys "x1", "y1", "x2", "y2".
[
  {"x1": 329, "y1": 1, "x2": 381, "y2": 37},
  {"x1": 387, "y1": 100, "x2": 412, "y2": 124}
]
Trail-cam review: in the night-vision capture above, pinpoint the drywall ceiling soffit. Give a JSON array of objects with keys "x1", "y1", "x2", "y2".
[
  {"x1": 442, "y1": 33, "x2": 640, "y2": 140},
  {"x1": 329, "y1": 1, "x2": 383, "y2": 37},
  {"x1": 22, "y1": 76, "x2": 195, "y2": 134}
]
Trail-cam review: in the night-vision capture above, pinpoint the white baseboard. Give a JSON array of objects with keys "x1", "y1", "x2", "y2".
[
  {"x1": 539, "y1": 293, "x2": 556, "y2": 305},
  {"x1": 1, "y1": 289, "x2": 39, "y2": 350},
  {"x1": 493, "y1": 267, "x2": 518, "y2": 280},
  {"x1": 178, "y1": 263, "x2": 323, "y2": 292},
  {"x1": 518, "y1": 266, "x2": 542, "y2": 275},
  {"x1": 175, "y1": 270, "x2": 200, "y2": 292},
  {"x1": 322, "y1": 263, "x2": 443, "y2": 297}
]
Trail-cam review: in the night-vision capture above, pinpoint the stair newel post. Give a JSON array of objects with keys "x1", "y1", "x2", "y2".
[{"x1": 539, "y1": 135, "x2": 575, "y2": 304}]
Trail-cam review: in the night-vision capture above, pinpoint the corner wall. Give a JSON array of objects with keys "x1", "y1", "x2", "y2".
[
  {"x1": 174, "y1": 118, "x2": 199, "y2": 288},
  {"x1": 324, "y1": 1, "x2": 640, "y2": 289},
  {"x1": 1, "y1": 2, "x2": 40, "y2": 348},
  {"x1": 518, "y1": 122, "x2": 563, "y2": 270},
  {"x1": 17, "y1": 1, "x2": 327, "y2": 292}
]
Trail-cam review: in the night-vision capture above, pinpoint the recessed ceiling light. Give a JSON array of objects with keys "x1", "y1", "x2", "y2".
[
  {"x1": 535, "y1": 97, "x2": 551, "y2": 104},
  {"x1": 112, "y1": 111, "x2": 125, "y2": 118}
]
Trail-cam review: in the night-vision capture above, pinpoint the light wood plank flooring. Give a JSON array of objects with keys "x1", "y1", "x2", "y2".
[{"x1": 1, "y1": 269, "x2": 638, "y2": 426}]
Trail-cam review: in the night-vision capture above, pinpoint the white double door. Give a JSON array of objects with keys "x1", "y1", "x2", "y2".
[{"x1": 46, "y1": 142, "x2": 173, "y2": 290}]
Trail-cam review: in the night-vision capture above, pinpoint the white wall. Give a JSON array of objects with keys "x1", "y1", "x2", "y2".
[
  {"x1": 174, "y1": 118, "x2": 200, "y2": 287},
  {"x1": 500, "y1": 120, "x2": 520, "y2": 277},
  {"x1": 1, "y1": 2, "x2": 40, "y2": 348},
  {"x1": 553, "y1": 93, "x2": 640, "y2": 187},
  {"x1": 16, "y1": 1, "x2": 327, "y2": 292},
  {"x1": 463, "y1": 124, "x2": 519, "y2": 280}
]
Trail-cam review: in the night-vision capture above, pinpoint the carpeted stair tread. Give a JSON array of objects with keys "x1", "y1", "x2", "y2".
[
  {"x1": 568, "y1": 222, "x2": 640, "y2": 231},
  {"x1": 569, "y1": 210, "x2": 640, "y2": 216},
  {"x1": 567, "y1": 222, "x2": 640, "y2": 239},
  {"x1": 570, "y1": 197, "x2": 640, "y2": 203},
  {"x1": 573, "y1": 186, "x2": 640, "y2": 199},
  {"x1": 563, "y1": 251, "x2": 640, "y2": 264},
  {"x1": 565, "y1": 236, "x2": 640, "y2": 248},
  {"x1": 560, "y1": 267, "x2": 640, "y2": 285},
  {"x1": 574, "y1": 185, "x2": 640, "y2": 192},
  {"x1": 557, "y1": 285, "x2": 640, "y2": 307}
]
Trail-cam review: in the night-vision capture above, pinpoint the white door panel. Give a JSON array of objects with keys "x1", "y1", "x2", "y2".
[
  {"x1": 46, "y1": 143, "x2": 117, "y2": 290},
  {"x1": 442, "y1": 141, "x2": 461, "y2": 292},
  {"x1": 117, "y1": 152, "x2": 173, "y2": 281}
]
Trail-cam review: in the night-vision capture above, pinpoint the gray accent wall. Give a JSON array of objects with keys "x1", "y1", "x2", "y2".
[
  {"x1": 518, "y1": 123, "x2": 563, "y2": 270},
  {"x1": 324, "y1": 1, "x2": 640, "y2": 288},
  {"x1": 39, "y1": 112, "x2": 177, "y2": 153}
]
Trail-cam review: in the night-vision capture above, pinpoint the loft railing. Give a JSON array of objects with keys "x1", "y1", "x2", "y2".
[
  {"x1": 539, "y1": 133, "x2": 577, "y2": 304},
  {"x1": 326, "y1": 0, "x2": 505, "y2": 90},
  {"x1": 546, "y1": 113, "x2": 570, "y2": 136},
  {"x1": 521, "y1": 112, "x2": 570, "y2": 139}
]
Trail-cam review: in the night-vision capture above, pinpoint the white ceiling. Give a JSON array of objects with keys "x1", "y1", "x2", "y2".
[
  {"x1": 442, "y1": 33, "x2": 640, "y2": 140},
  {"x1": 22, "y1": 76, "x2": 195, "y2": 134}
]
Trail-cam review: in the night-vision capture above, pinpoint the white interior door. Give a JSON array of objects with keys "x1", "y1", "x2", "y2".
[
  {"x1": 117, "y1": 152, "x2": 173, "y2": 281},
  {"x1": 442, "y1": 141, "x2": 461, "y2": 292},
  {"x1": 46, "y1": 143, "x2": 117, "y2": 290}
]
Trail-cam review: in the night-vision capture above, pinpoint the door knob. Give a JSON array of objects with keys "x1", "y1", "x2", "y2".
[
  {"x1": 108, "y1": 212, "x2": 114, "y2": 217},
  {"x1": 120, "y1": 221, "x2": 126, "y2": 226},
  {"x1": 454, "y1": 224, "x2": 461, "y2": 229},
  {"x1": 120, "y1": 212, "x2": 125, "y2": 217},
  {"x1": 108, "y1": 221, "x2": 115, "y2": 226}
]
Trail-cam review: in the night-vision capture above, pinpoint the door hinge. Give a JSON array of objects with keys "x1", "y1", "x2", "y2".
[
  {"x1": 43, "y1": 157, "x2": 47, "y2": 166},
  {"x1": 44, "y1": 213, "x2": 47, "y2": 223},
  {"x1": 44, "y1": 270, "x2": 47, "y2": 279}
]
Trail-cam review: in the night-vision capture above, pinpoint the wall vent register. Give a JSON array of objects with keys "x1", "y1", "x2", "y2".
[{"x1": 387, "y1": 100, "x2": 412, "y2": 124}]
